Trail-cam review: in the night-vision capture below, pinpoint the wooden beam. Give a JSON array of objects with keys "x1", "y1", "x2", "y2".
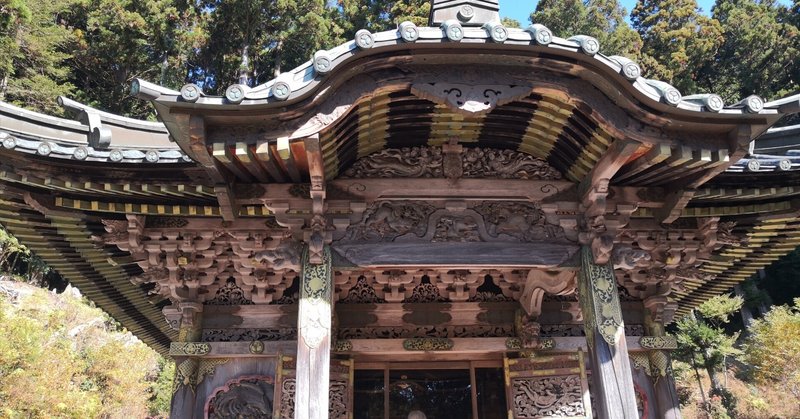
[
  {"x1": 654, "y1": 189, "x2": 696, "y2": 224},
  {"x1": 580, "y1": 139, "x2": 641, "y2": 197},
  {"x1": 578, "y1": 247, "x2": 639, "y2": 418},
  {"x1": 294, "y1": 245, "x2": 333, "y2": 419}
]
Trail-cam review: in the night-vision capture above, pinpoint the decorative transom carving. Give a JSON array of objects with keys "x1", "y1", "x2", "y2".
[
  {"x1": 341, "y1": 146, "x2": 562, "y2": 180},
  {"x1": 340, "y1": 275, "x2": 386, "y2": 304},
  {"x1": 511, "y1": 376, "x2": 586, "y2": 418},
  {"x1": 205, "y1": 280, "x2": 254, "y2": 306},
  {"x1": 206, "y1": 376, "x2": 274, "y2": 419},
  {"x1": 340, "y1": 201, "x2": 569, "y2": 244},
  {"x1": 404, "y1": 277, "x2": 448, "y2": 303}
]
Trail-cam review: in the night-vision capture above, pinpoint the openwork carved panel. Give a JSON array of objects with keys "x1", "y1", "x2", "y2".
[
  {"x1": 338, "y1": 325, "x2": 514, "y2": 340},
  {"x1": 340, "y1": 275, "x2": 385, "y2": 304},
  {"x1": 205, "y1": 280, "x2": 254, "y2": 306},
  {"x1": 202, "y1": 328, "x2": 298, "y2": 342},
  {"x1": 206, "y1": 376, "x2": 274, "y2": 419},
  {"x1": 505, "y1": 353, "x2": 592, "y2": 419},
  {"x1": 404, "y1": 281, "x2": 448, "y2": 303},
  {"x1": 335, "y1": 270, "x2": 522, "y2": 303},
  {"x1": 511, "y1": 376, "x2": 586, "y2": 418},
  {"x1": 277, "y1": 378, "x2": 295, "y2": 419},
  {"x1": 274, "y1": 356, "x2": 352, "y2": 419}
]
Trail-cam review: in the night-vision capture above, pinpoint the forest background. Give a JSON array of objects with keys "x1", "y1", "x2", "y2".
[{"x1": 0, "y1": 0, "x2": 799, "y2": 418}]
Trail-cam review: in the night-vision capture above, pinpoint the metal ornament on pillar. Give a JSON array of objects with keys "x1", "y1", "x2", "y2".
[
  {"x1": 578, "y1": 246, "x2": 624, "y2": 346},
  {"x1": 300, "y1": 246, "x2": 333, "y2": 349}
]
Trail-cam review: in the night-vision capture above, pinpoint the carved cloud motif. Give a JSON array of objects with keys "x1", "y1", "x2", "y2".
[{"x1": 412, "y1": 82, "x2": 531, "y2": 115}]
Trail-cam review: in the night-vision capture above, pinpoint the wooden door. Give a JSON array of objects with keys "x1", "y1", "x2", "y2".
[
  {"x1": 274, "y1": 355, "x2": 354, "y2": 419},
  {"x1": 504, "y1": 351, "x2": 593, "y2": 418}
]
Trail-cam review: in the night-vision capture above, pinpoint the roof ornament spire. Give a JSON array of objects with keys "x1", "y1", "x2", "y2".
[{"x1": 429, "y1": 0, "x2": 500, "y2": 27}]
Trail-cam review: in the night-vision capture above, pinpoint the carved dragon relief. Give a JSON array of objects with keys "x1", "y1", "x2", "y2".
[
  {"x1": 341, "y1": 201, "x2": 569, "y2": 244},
  {"x1": 341, "y1": 145, "x2": 563, "y2": 180},
  {"x1": 335, "y1": 200, "x2": 578, "y2": 266}
]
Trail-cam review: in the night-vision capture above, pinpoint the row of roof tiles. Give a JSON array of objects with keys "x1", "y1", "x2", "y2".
[{"x1": 133, "y1": 22, "x2": 793, "y2": 116}]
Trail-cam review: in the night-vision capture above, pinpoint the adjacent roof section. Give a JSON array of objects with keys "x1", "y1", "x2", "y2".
[{"x1": 0, "y1": 99, "x2": 188, "y2": 164}]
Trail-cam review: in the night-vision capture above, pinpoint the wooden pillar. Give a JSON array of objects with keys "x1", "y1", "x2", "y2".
[
  {"x1": 644, "y1": 312, "x2": 683, "y2": 419},
  {"x1": 295, "y1": 245, "x2": 333, "y2": 419},
  {"x1": 169, "y1": 302, "x2": 203, "y2": 419},
  {"x1": 578, "y1": 247, "x2": 639, "y2": 418}
]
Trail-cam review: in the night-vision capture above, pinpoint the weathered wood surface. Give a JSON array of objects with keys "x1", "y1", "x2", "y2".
[
  {"x1": 294, "y1": 247, "x2": 333, "y2": 419},
  {"x1": 654, "y1": 366, "x2": 683, "y2": 419},
  {"x1": 332, "y1": 241, "x2": 579, "y2": 267},
  {"x1": 166, "y1": 337, "x2": 653, "y2": 358},
  {"x1": 588, "y1": 328, "x2": 640, "y2": 418},
  {"x1": 579, "y1": 247, "x2": 640, "y2": 418}
]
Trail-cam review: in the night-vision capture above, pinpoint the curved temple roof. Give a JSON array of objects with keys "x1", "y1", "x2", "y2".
[{"x1": 0, "y1": 10, "x2": 799, "y2": 352}]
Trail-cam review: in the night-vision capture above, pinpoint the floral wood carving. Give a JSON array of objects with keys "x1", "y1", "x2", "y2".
[
  {"x1": 578, "y1": 246, "x2": 624, "y2": 347},
  {"x1": 341, "y1": 146, "x2": 562, "y2": 180},
  {"x1": 205, "y1": 280, "x2": 254, "y2": 306},
  {"x1": 278, "y1": 378, "x2": 295, "y2": 419},
  {"x1": 404, "y1": 280, "x2": 448, "y2": 303},
  {"x1": 207, "y1": 377, "x2": 274, "y2": 419},
  {"x1": 338, "y1": 325, "x2": 513, "y2": 340},
  {"x1": 639, "y1": 336, "x2": 678, "y2": 350},
  {"x1": 145, "y1": 216, "x2": 189, "y2": 228},
  {"x1": 511, "y1": 376, "x2": 586, "y2": 418},
  {"x1": 402, "y1": 337, "x2": 454, "y2": 351},
  {"x1": 299, "y1": 246, "x2": 332, "y2": 349},
  {"x1": 340, "y1": 275, "x2": 385, "y2": 304},
  {"x1": 170, "y1": 342, "x2": 211, "y2": 356},
  {"x1": 329, "y1": 381, "x2": 348, "y2": 419},
  {"x1": 202, "y1": 328, "x2": 297, "y2": 342}
]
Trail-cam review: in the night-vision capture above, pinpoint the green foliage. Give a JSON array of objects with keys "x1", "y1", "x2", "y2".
[
  {"x1": 698, "y1": 294, "x2": 744, "y2": 325},
  {"x1": 500, "y1": 17, "x2": 521, "y2": 29},
  {"x1": 0, "y1": 226, "x2": 55, "y2": 287},
  {"x1": 0, "y1": 0, "x2": 74, "y2": 115},
  {"x1": 696, "y1": 0, "x2": 800, "y2": 103},
  {"x1": 0, "y1": 279, "x2": 171, "y2": 418},
  {"x1": 674, "y1": 294, "x2": 743, "y2": 417},
  {"x1": 631, "y1": 0, "x2": 723, "y2": 93},
  {"x1": 531, "y1": 0, "x2": 643, "y2": 57},
  {"x1": 744, "y1": 298, "x2": 800, "y2": 398},
  {"x1": 336, "y1": 0, "x2": 429, "y2": 39}
]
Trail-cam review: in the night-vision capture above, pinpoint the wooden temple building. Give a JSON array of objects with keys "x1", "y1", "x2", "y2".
[{"x1": 1, "y1": 1, "x2": 799, "y2": 418}]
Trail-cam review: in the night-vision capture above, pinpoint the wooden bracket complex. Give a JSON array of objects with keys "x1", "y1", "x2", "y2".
[
  {"x1": 304, "y1": 135, "x2": 330, "y2": 264},
  {"x1": 579, "y1": 140, "x2": 640, "y2": 264}
]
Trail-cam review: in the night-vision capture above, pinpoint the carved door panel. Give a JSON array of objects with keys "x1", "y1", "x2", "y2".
[
  {"x1": 274, "y1": 355, "x2": 354, "y2": 419},
  {"x1": 504, "y1": 352, "x2": 593, "y2": 418}
]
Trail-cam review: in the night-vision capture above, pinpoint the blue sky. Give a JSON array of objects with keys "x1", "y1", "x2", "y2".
[{"x1": 499, "y1": 1, "x2": 770, "y2": 25}]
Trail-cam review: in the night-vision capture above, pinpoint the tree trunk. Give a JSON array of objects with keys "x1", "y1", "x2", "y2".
[
  {"x1": 691, "y1": 359, "x2": 710, "y2": 419},
  {"x1": 273, "y1": 39, "x2": 283, "y2": 77}
]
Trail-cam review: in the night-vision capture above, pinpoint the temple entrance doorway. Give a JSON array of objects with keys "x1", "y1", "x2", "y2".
[{"x1": 353, "y1": 361, "x2": 507, "y2": 419}]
